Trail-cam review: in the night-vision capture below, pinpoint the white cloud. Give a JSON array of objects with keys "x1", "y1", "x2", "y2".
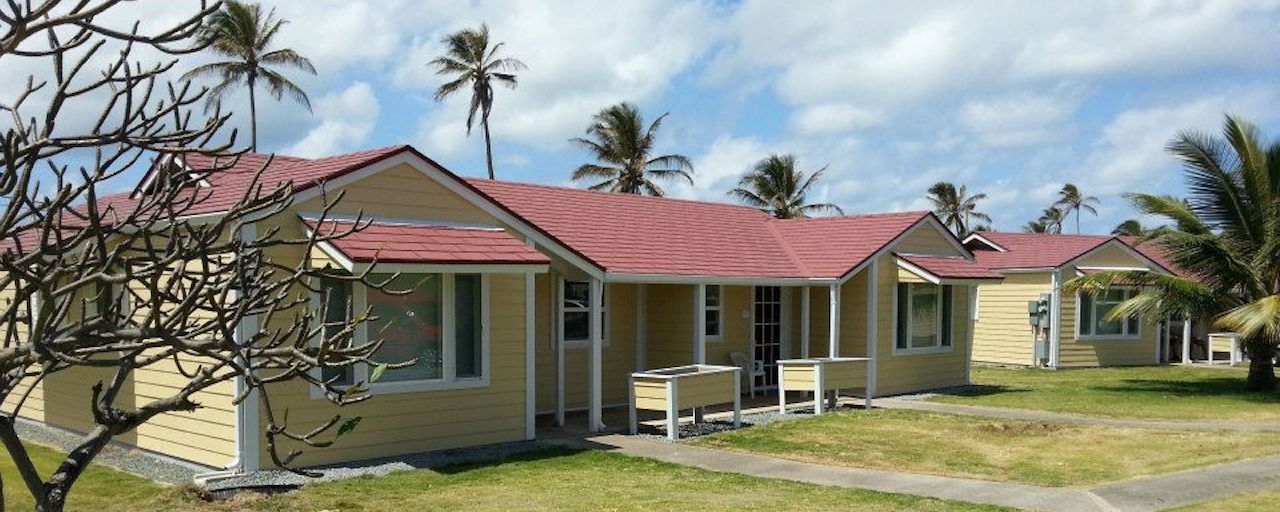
[
  {"x1": 790, "y1": 103, "x2": 881, "y2": 135},
  {"x1": 679, "y1": 136, "x2": 770, "y2": 199},
  {"x1": 959, "y1": 88, "x2": 1082, "y2": 148},
  {"x1": 285, "y1": 82, "x2": 380, "y2": 157}
]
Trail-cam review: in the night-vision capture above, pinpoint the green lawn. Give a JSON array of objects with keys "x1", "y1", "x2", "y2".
[
  {"x1": 3, "y1": 442, "x2": 1005, "y2": 512},
  {"x1": 690, "y1": 409, "x2": 1280, "y2": 487},
  {"x1": 1168, "y1": 490, "x2": 1280, "y2": 511},
  {"x1": 928, "y1": 366, "x2": 1280, "y2": 422}
]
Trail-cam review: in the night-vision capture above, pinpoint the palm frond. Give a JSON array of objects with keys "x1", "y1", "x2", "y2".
[
  {"x1": 259, "y1": 48, "x2": 317, "y2": 74},
  {"x1": 258, "y1": 69, "x2": 312, "y2": 112}
]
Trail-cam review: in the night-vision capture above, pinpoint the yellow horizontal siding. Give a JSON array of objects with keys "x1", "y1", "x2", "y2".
[{"x1": 971, "y1": 273, "x2": 1049, "y2": 366}]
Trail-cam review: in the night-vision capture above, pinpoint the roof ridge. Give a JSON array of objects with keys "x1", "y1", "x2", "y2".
[
  {"x1": 769, "y1": 210, "x2": 931, "y2": 223},
  {"x1": 464, "y1": 178, "x2": 775, "y2": 215},
  {"x1": 764, "y1": 221, "x2": 813, "y2": 277}
]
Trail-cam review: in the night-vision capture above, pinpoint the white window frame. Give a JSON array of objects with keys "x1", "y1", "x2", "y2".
[
  {"x1": 704, "y1": 284, "x2": 724, "y2": 342},
  {"x1": 561, "y1": 279, "x2": 608, "y2": 349},
  {"x1": 309, "y1": 273, "x2": 491, "y2": 399},
  {"x1": 1076, "y1": 287, "x2": 1142, "y2": 341},
  {"x1": 892, "y1": 281, "x2": 955, "y2": 356}
]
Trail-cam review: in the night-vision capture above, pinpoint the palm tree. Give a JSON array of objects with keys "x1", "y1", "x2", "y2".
[
  {"x1": 926, "y1": 181, "x2": 992, "y2": 236},
  {"x1": 1112, "y1": 219, "x2": 1146, "y2": 237},
  {"x1": 1037, "y1": 206, "x2": 1066, "y2": 234},
  {"x1": 1055, "y1": 183, "x2": 1100, "y2": 234},
  {"x1": 1022, "y1": 220, "x2": 1050, "y2": 233},
  {"x1": 729, "y1": 154, "x2": 843, "y2": 219},
  {"x1": 1066, "y1": 115, "x2": 1280, "y2": 391},
  {"x1": 430, "y1": 23, "x2": 526, "y2": 180},
  {"x1": 183, "y1": 0, "x2": 316, "y2": 151},
  {"x1": 570, "y1": 103, "x2": 693, "y2": 195}
]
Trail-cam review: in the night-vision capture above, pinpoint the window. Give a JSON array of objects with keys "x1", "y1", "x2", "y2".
[
  {"x1": 895, "y1": 282, "x2": 954, "y2": 353},
  {"x1": 704, "y1": 285, "x2": 723, "y2": 340},
  {"x1": 311, "y1": 273, "x2": 488, "y2": 397},
  {"x1": 318, "y1": 277, "x2": 354, "y2": 386},
  {"x1": 562, "y1": 280, "x2": 605, "y2": 347},
  {"x1": 1078, "y1": 288, "x2": 1141, "y2": 338}
]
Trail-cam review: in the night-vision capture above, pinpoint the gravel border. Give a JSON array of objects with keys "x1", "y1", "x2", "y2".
[
  {"x1": 204, "y1": 439, "x2": 551, "y2": 493},
  {"x1": 14, "y1": 418, "x2": 202, "y2": 485}
]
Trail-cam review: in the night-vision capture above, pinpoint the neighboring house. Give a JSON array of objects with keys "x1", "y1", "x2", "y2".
[
  {"x1": 3, "y1": 145, "x2": 1000, "y2": 474},
  {"x1": 964, "y1": 231, "x2": 1176, "y2": 368}
]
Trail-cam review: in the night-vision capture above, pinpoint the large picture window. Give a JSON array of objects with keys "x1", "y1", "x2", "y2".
[
  {"x1": 895, "y1": 282, "x2": 954, "y2": 353},
  {"x1": 704, "y1": 284, "x2": 723, "y2": 340},
  {"x1": 1078, "y1": 288, "x2": 1140, "y2": 338},
  {"x1": 562, "y1": 280, "x2": 606, "y2": 347},
  {"x1": 312, "y1": 273, "x2": 488, "y2": 396}
]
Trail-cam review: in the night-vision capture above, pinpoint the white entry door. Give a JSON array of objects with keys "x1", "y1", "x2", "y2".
[{"x1": 753, "y1": 286, "x2": 784, "y2": 389}]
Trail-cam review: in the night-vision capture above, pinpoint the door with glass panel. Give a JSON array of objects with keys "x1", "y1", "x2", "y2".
[{"x1": 752, "y1": 286, "x2": 783, "y2": 389}]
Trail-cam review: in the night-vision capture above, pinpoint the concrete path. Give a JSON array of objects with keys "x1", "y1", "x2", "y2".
[
  {"x1": 556, "y1": 432, "x2": 1280, "y2": 512},
  {"x1": 554, "y1": 434, "x2": 1115, "y2": 512},
  {"x1": 1091, "y1": 456, "x2": 1280, "y2": 512},
  {"x1": 875, "y1": 397, "x2": 1280, "y2": 432}
]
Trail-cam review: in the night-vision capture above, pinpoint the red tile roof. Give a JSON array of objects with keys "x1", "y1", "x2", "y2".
[
  {"x1": 466, "y1": 178, "x2": 937, "y2": 279},
  {"x1": 305, "y1": 219, "x2": 549, "y2": 265},
  {"x1": 1123, "y1": 237, "x2": 1194, "y2": 280},
  {"x1": 898, "y1": 253, "x2": 1004, "y2": 280},
  {"x1": 966, "y1": 232, "x2": 1117, "y2": 270}
]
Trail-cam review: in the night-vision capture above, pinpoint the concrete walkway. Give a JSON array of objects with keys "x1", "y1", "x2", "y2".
[
  {"x1": 554, "y1": 434, "x2": 1114, "y2": 512},
  {"x1": 875, "y1": 397, "x2": 1280, "y2": 432},
  {"x1": 554, "y1": 431, "x2": 1280, "y2": 512}
]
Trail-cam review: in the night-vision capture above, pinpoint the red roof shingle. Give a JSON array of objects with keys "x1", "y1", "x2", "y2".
[
  {"x1": 305, "y1": 219, "x2": 549, "y2": 266},
  {"x1": 966, "y1": 232, "x2": 1117, "y2": 270},
  {"x1": 898, "y1": 253, "x2": 1004, "y2": 280}
]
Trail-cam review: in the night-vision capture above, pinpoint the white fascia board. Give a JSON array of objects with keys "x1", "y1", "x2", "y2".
[
  {"x1": 1062, "y1": 238, "x2": 1173, "y2": 275},
  {"x1": 839, "y1": 215, "x2": 964, "y2": 285},
  {"x1": 606, "y1": 273, "x2": 835, "y2": 286},
  {"x1": 962, "y1": 232, "x2": 1008, "y2": 252},
  {"x1": 893, "y1": 257, "x2": 941, "y2": 285}
]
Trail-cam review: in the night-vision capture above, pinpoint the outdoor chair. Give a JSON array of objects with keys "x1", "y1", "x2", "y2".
[{"x1": 730, "y1": 351, "x2": 764, "y2": 398}]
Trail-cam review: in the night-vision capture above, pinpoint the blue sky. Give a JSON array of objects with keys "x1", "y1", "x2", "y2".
[{"x1": 13, "y1": 0, "x2": 1280, "y2": 234}]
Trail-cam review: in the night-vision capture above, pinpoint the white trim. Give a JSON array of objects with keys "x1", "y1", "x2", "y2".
[
  {"x1": 302, "y1": 226, "x2": 547, "y2": 275},
  {"x1": 838, "y1": 216, "x2": 973, "y2": 285},
  {"x1": 891, "y1": 281, "x2": 957, "y2": 356},
  {"x1": 554, "y1": 273, "x2": 565, "y2": 426},
  {"x1": 1048, "y1": 269, "x2": 1062, "y2": 368},
  {"x1": 607, "y1": 273, "x2": 833, "y2": 286},
  {"x1": 965, "y1": 286, "x2": 976, "y2": 384},
  {"x1": 694, "y1": 284, "x2": 707, "y2": 363},
  {"x1": 298, "y1": 212, "x2": 501, "y2": 231},
  {"x1": 865, "y1": 259, "x2": 878, "y2": 407},
  {"x1": 1182, "y1": 318, "x2": 1193, "y2": 364},
  {"x1": 961, "y1": 232, "x2": 1008, "y2": 252},
  {"x1": 895, "y1": 257, "x2": 942, "y2": 284},
  {"x1": 1062, "y1": 238, "x2": 1172, "y2": 275},
  {"x1": 828, "y1": 284, "x2": 840, "y2": 357},
  {"x1": 588, "y1": 278, "x2": 604, "y2": 432},
  {"x1": 234, "y1": 223, "x2": 260, "y2": 472},
  {"x1": 525, "y1": 270, "x2": 536, "y2": 440},
  {"x1": 560, "y1": 279, "x2": 609, "y2": 349}
]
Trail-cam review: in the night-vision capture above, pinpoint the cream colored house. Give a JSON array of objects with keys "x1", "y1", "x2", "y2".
[
  {"x1": 5, "y1": 145, "x2": 1001, "y2": 474},
  {"x1": 964, "y1": 232, "x2": 1177, "y2": 368}
]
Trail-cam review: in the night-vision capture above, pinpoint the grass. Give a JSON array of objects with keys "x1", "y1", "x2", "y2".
[
  {"x1": 689, "y1": 409, "x2": 1280, "y2": 487},
  {"x1": 0, "y1": 440, "x2": 169, "y2": 510},
  {"x1": 928, "y1": 366, "x2": 1280, "y2": 422},
  {"x1": 1168, "y1": 490, "x2": 1280, "y2": 511},
  {"x1": 2, "y1": 442, "x2": 1006, "y2": 512}
]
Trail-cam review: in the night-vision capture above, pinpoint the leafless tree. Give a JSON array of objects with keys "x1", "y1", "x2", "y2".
[{"x1": 0, "y1": 2, "x2": 395, "y2": 510}]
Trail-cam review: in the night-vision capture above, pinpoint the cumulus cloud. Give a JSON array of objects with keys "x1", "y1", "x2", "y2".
[
  {"x1": 285, "y1": 82, "x2": 380, "y2": 157},
  {"x1": 790, "y1": 103, "x2": 882, "y2": 135},
  {"x1": 959, "y1": 87, "x2": 1083, "y2": 148}
]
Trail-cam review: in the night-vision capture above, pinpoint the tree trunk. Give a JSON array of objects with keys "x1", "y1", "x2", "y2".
[
  {"x1": 248, "y1": 74, "x2": 258, "y2": 152},
  {"x1": 482, "y1": 115, "x2": 495, "y2": 180},
  {"x1": 37, "y1": 425, "x2": 115, "y2": 512},
  {"x1": 1244, "y1": 337, "x2": 1277, "y2": 392}
]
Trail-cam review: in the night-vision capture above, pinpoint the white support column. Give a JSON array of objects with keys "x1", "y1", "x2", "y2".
[
  {"x1": 525, "y1": 271, "x2": 536, "y2": 440},
  {"x1": 693, "y1": 284, "x2": 707, "y2": 364},
  {"x1": 1048, "y1": 269, "x2": 1063, "y2": 369},
  {"x1": 636, "y1": 284, "x2": 648, "y2": 371},
  {"x1": 589, "y1": 278, "x2": 604, "y2": 432},
  {"x1": 828, "y1": 284, "x2": 841, "y2": 357},
  {"x1": 234, "y1": 222, "x2": 260, "y2": 472},
  {"x1": 800, "y1": 287, "x2": 811, "y2": 359},
  {"x1": 965, "y1": 285, "x2": 976, "y2": 384},
  {"x1": 813, "y1": 363, "x2": 826, "y2": 415},
  {"x1": 1182, "y1": 317, "x2": 1192, "y2": 364},
  {"x1": 865, "y1": 259, "x2": 878, "y2": 409},
  {"x1": 555, "y1": 274, "x2": 565, "y2": 427}
]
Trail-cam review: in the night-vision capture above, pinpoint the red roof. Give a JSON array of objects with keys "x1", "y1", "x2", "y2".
[
  {"x1": 898, "y1": 253, "x2": 1004, "y2": 280},
  {"x1": 305, "y1": 219, "x2": 549, "y2": 266},
  {"x1": 966, "y1": 232, "x2": 1117, "y2": 270},
  {"x1": 466, "y1": 178, "x2": 937, "y2": 279},
  {"x1": 1123, "y1": 237, "x2": 1195, "y2": 280}
]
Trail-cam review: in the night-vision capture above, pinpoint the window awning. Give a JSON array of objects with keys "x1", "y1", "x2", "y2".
[
  {"x1": 303, "y1": 218, "x2": 550, "y2": 274},
  {"x1": 895, "y1": 253, "x2": 1004, "y2": 285}
]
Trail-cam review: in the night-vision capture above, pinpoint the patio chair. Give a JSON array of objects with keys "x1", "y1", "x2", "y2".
[{"x1": 730, "y1": 352, "x2": 764, "y2": 398}]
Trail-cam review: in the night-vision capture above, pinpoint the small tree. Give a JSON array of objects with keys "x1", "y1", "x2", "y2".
[
  {"x1": 0, "y1": 2, "x2": 393, "y2": 510},
  {"x1": 925, "y1": 181, "x2": 991, "y2": 236}
]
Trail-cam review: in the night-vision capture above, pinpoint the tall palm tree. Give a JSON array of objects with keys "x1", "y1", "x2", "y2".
[
  {"x1": 1055, "y1": 183, "x2": 1100, "y2": 234},
  {"x1": 926, "y1": 181, "x2": 992, "y2": 236},
  {"x1": 430, "y1": 23, "x2": 526, "y2": 180},
  {"x1": 729, "y1": 154, "x2": 843, "y2": 219},
  {"x1": 570, "y1": 103, "x2": 693, "y2": 195},
  {"x1": 1066, "y1": 115, "x2": 1280, "y2": 391},
  {"x1": 1112, "y1": 219, "x2": 1146, "y2": 237},
  {"x1": 1022, "y1": 220, "x2": 1050, "y2": 233},
  {"x1": 1037, "y1": 206, "x2": 1066, "y2": 234},
  {"x1": 182, "y1": 0, "x2": 316, "y2": 151}
]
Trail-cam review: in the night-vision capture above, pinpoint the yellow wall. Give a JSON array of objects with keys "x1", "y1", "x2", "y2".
[
  {"x1": 296, "y1": 163, "x2": 497, "y2": 225},
  {"x1": 895, "y1": 224, "x2": 964, "y2": 256},
  {"x1": 1058, "y1": 244, "x2": 1161, "y2": 367},
  {"x1": 646, "y1": 284, "x2": 695, "y2": 369},
  {"x1": 971, "y1": 273, "x2": 1050, "y2": 366},
  {"x1": 532, "y1": 274, "x2": 637, "y2": 412}
]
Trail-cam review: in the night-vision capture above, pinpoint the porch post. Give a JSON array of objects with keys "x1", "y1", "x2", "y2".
[
  {"x1": 1048, "y1": 269, "x2": 1062, "y2": 369},
  {"x1": 800, "y1": 287, "x2": 811, "y2": 359},
  {"x1": 525, "y1": 271, "x2": 536, "y2": 440},
  {"x1": 555, "y1": 274, "x2": 565, "y2": 427},
  {"x1": 1182, "y1": 316, "x2": 1192, "y2": 364},
  {"x1": 589, "y1": 278, "x2": 604, "y2": 432},
  {"x1": 828, "y1": 284, "x2": 841, "y2": 357},
  {"x1": 694, "y1": 284, "x2": 707, "y2": 364},
  {"x1": 865, "y1": 259, "x2": 878, "y2": 408},
  {"x1": 636, "y1": 284, "x2": 648, "y2": 371}
]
